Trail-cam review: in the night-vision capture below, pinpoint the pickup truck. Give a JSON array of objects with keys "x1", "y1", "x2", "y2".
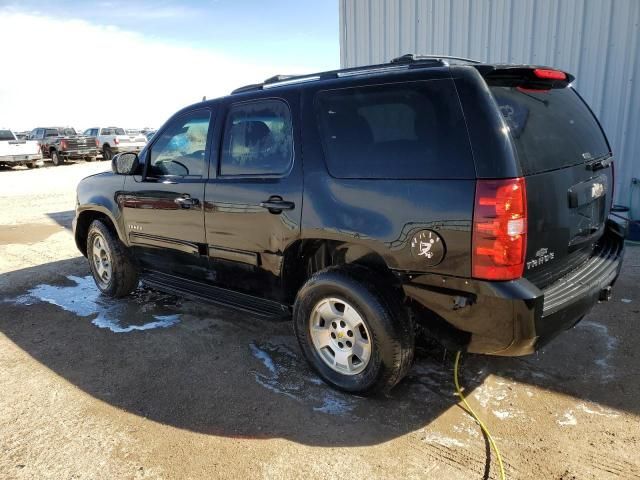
[
  {"x1": 30, "y1": 127, "x2": 99, "y2": 166},
  {"x1": 0, "y1": 129, "x2": 43, "y2": 168},
  {"x1": 83, "y1": 127, "x2": 147, "y2": 160}
]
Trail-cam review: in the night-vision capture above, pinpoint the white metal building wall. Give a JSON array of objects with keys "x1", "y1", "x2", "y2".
[{"x1": 339, "y1": 0, "x2": 640, "y2": 214}]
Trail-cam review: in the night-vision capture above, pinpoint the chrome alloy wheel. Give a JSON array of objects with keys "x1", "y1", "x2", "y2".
[
  {"x1": 309, "y1": 297, "x2": 372, "y2": 375},
  {"x1": 92, "y1": 233, "x2": 112, "y2": 287}
]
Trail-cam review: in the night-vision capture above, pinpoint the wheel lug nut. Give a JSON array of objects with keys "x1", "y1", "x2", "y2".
[
  {"x1": 331, "y1": 332, "x2": 336, "y2": 339},
  {"x1": 338, "y1": 342, "x2": 343, "y2": 348},
  {"x1": 346, "y1": 341, "x2": 352, "y2": 348},
  {"x1": 347, "y1": 330, "x2": 353, "y2": 337},
  {"x1": 340, "y1": 320, "x2": 346, "y2": 328},
  {"x1": 332, "y1": 322, "x2": 337, "y2": 329}
]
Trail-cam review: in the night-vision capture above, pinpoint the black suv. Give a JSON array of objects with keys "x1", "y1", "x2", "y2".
[{"x1": 73, "y1": 55, "x2": 625, "y2": 394}]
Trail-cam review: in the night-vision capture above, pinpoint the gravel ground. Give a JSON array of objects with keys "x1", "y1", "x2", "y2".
[{"x1": 1, "y1": 161, "x2": 639, "y2": 479}]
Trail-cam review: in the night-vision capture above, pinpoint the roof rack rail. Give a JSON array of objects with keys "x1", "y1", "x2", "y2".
[
  {"x1": 230, "y1": 55, "x2": 459, "y2": 95},
  {"x1": 391, "y1": 53, "x2": 481, "y2": 64}
]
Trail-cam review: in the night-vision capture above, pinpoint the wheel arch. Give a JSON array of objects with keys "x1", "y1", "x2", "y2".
[
  {"x1": 74, "y1": 206, "x2": 125, "y2": 257},
  {"x1": 281, "y1": 239, "x2": 402, "y2": 304}
]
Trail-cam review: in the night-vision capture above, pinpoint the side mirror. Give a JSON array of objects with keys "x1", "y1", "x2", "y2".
[{"x1": 112, "y1": 152, "x2": 140, "y2": 175}]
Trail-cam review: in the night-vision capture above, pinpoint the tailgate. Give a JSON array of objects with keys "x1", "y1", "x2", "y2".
[
  {"x1": 117, "y1": 134, "x2": 147, "y2": 147},
  {"x1": 488, "y1": 73, "x2": 613, "y2": 289}
]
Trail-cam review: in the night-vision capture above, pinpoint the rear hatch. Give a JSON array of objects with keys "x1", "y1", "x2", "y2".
[{"x1": 485, "y1": 68, "x2": 613, "y2": 289}]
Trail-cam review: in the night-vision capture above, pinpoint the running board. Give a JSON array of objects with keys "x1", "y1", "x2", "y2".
[{"x1": 141, "y1": 270, "x2": 291, "y2": 319}]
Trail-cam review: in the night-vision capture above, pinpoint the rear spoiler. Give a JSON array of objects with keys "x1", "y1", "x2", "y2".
[{"x1": 474, "y1": 65, "x2": 575, "y2": 89}]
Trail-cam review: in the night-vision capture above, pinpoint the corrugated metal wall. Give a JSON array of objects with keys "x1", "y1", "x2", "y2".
[{"x1": 339, "y1": 0, "x2": 640, "y2": 215}]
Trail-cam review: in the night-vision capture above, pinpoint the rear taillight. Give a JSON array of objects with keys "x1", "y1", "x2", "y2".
[
  {"x1": 114, "y1": 137, "x2": 120, "y2": 145},
  {"x1": 533, "y1": 68, "x2": 566, "y2": 80},
  {"x1": 60, "y1": 139, "x2": 68, "y2": 150},
  {"x1": 472, "y1": 178, "x2": 527, "y2": 281}
]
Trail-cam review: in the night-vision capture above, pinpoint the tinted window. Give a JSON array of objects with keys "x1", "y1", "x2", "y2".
[
  {"x1": 45, "y1": 129, "x2": 59, "y2": 137},
  {"x1": 149, "y1": 110, "x2": 211, "y2": 177},
  {"x1": 220, "y1": 99, "x2": 293, "y2": 176},
  {"x1": 0, "y1": 130, "x2": 14, "y2": 141},
  {"x1": 490, "y1": 86, "x2": 610, "y2": 175},
  {"x1": 315, "y1": 80, "x2": 474, "y2": 179},
  {"x1": 114, "y1": 128, "x2": 126, "y2": 135}
]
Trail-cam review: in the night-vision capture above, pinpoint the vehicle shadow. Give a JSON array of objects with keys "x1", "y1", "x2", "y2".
[
  {"x1": 46, "y1": 210, "x2": 74, "y2": 231},
  {"x1": 0, "y1": 255, "x2": 638, "y2": 448}
]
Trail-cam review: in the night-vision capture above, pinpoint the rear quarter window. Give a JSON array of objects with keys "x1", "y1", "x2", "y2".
[{"x1": 315, "y1": 79, "x2": 475, "y2": 179}]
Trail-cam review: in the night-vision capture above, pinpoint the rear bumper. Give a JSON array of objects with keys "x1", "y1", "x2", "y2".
[
  {"x1": 0, "y1": 153, "x2": 43, "y2": 164},
  {"x1": 402, "y1": 219, "x2": 625, "y2": 356},
  {"x1": 112, "y1": 145, "x2": 144, "y2": 153}
]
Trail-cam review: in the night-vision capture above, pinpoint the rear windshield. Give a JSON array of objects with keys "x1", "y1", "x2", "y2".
[
  {"x1": 489, "y1": 86, "x2": 610, "y2": 175},
  {"x1": 102, "y1": 127, "x2": 126, "y2": 135},
  {"x1": 0, "y1": 130, "x2": 15, "y2": 141},
  {"x1": 316, "y1": 79, "x2": 475, "y2": 179}
]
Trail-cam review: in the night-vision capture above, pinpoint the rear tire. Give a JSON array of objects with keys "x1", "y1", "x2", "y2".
[
  {"x1": 293, "y1": 265, "x2": 414, "y2": 395},
  {"x1": 103, "y1": 145, "x2": 113, "y2": 160},
  {"x1": 51, "y1": 150, "x2": 63, "y2": 166},
  {"x1": 87, "y1": 219, "x2": 139, "y2": 298},
  {"x1": 26, "y1": 162, "x2": 35, "y2": 169}
]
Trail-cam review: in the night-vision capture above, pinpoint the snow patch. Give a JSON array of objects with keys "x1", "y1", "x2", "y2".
[
  {"x1": 576, "y1": 403, "x2": 620, "y2": 418},
  {"x1": 7, "y1": 275, "x2": 181, "y2": 333},
  {"x1": 557, "y1": 410, "x2": 577, "y2": 426},
  {"x1": 421, "y1": 430, "x2": 466, "y2": 448},
  {"x1": 248, "y1": 342, "x2": 356, "y2": 416}
]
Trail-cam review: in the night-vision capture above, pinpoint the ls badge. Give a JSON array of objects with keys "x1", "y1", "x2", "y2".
[{"x1": 410, "y1": 230, "x2": 445, "y2": 266}]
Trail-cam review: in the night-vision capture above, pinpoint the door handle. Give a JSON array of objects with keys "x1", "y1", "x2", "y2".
[
  {"x1": 260, "y1": 197, "x2": 295, "y2": 213},
  {"x1": 174, "y1": 195, "x2": 199, "y2": 208}
]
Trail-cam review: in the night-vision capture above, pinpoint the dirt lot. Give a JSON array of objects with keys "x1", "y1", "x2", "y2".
[{"x1": 1, "y1": 161, "x2": 639, "y2": 479}]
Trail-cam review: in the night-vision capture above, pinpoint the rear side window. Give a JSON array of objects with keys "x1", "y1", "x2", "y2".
[
  {"x1": 45, "y1": 129, "x2": 59, "y2": 137},
  {"x1": 315, "y1": 79, "x2": 474, "y2": 179},
  {"x1": 220, "y1": 99, "x2": 293, "y2": 176},
  {"x1": 489, "y1": 86, "x2": 610, "y2": 175}
]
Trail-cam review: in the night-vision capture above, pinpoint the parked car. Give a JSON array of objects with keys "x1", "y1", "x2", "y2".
[
  {"x1": 73, "y1": 55, "x2": 624, "y2": 394},
  {"x1": 83, "y1": 127, "x2": 147, "y2": 160},
  {"x1": 0, "y1": 128, "x2": 43, "y2": 168},
  {"x1": 30, "y1": 127, "x2": 98, "y2": 165}
]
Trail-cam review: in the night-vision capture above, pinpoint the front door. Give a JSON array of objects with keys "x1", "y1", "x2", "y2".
[
  {"x1": 121, "y1": 108, "x2": 213, "y2": 280},
  {"x1": 204, "y1": 94, "x2": 303, "y2": 301}
]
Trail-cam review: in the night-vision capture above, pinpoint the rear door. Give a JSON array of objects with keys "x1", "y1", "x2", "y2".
[
  {"x1": 203, "y1": 93, "x2": 303, "y2": 301},
  {"x1": 488, "y1": 76, "x2": 613, "y2": 288},
  {"x1": 120, "y1": 108, "x2": 213, "y2": 280}
]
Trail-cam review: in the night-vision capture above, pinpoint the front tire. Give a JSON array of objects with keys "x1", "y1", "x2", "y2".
[
  {"x1": 293, "y1": 266, "x2": 414, "y2": 395},
  {"x1": 103, "y1": 145, "x2": 113, "y2": 160},
  {"x1": 87, "y1": 220, "x2": 138, "y2": 298}
]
